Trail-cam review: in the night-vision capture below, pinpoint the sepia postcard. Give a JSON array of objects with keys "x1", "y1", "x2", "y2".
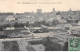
[{"x1": 0, "y1": 0, "x2": 80, "y2": 51}]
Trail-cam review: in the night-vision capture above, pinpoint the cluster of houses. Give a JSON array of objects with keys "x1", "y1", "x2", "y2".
[
  {"x1": 0, "y1": 8, "x2": 80, "y2": 35},
  {"x1": 0, "y1": 8, "x2": 80, "y2": 51},
  {"x1": 0, "y1": 8, "x2": 80, "y2": 26}
]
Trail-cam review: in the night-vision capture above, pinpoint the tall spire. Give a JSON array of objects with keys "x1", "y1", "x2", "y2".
[
  {"x1": 53, "y1": 8, "x2": 55, "y2": 12},
  {"x1": 69, "y1": 8, "x2": 72, "y2": 12}
]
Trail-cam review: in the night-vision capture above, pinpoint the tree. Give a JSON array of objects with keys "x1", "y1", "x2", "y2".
[
  {"x1": 25, "y1": 21, "x2": 29, "y2": 26},
  {"x1": 52, "y1": 19, "x2": 59, "y2": 25},
  {"x1": 14, "y1": 22, "x2": 19, "y2": 27},
  {"x1": 56, "y1": 11, "x2": 60, "y2": 15},
  {"x1": 43, "y1": 36, "x2": 55, "y2": 51},
  {"x1": 63, "y1": 42, "x2": 68, "y2": 51}
]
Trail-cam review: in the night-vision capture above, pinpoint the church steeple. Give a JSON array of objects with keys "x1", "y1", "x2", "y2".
[
  {"x1": 53, "y1": 8, "x2": 55, "y2": 12},
  {"x1": 69, "y1": 8, "x2": 72, "y2": 11},
  {"x1": 68, "y1": 8, "x2": 73, "y2": 15}
]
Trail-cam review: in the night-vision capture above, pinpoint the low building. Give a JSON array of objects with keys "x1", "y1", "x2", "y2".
[
  {"x1": 5, "y1": 15, "x2": 15, "y2": 21},
  {"x1": 78, "y1": 21, "x2": 80, "y2": 25},
  {"x1": 56, "y1": 23, "x2": 72, "y2": 29},
  {"x1": 59, "y1": 19, "x2": 67, "y2": 23}
]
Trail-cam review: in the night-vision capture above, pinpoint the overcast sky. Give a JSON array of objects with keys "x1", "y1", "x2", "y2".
[{"x1": 0, "y1": 0, "x2": 80, "y2": 13}]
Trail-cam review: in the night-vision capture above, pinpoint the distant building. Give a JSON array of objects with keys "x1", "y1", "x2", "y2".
[
  {"x1": 53, "y1": 8, "x2": 56, "y2": 13},
  {"x1": 59, "y1": 19, "x2": 67, "y2": 23},
  {"x1": 68, "y1": 9, "x2": 74, "y2": 15},
  {"x1": 56, "y1": 23, "x2": 72, "y2": 30},
  {"x1": 17, "y1": 17, "x2": 35, "y2": 24},
  {"x1": 17, "y1": 18, "x2": 28, "y2": 23},
  {"x1": 78, "y1": 21, "x2": 80, "y2": 25},
  {"x1": 54, "y1": 15, "x2": 62, "y2": 20},
  {"x1": 5, "y1": 15, "x2": 15, "y2": 21},
  {"x1": 37, "y1": 9, "x2": 42, "y2": 14},
  {"x1": 52, "y1": 8, "x2": 55, "y2": 12},
  {"x1": 60, "y1": 11, "x2": 69, "y2": 19}
]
